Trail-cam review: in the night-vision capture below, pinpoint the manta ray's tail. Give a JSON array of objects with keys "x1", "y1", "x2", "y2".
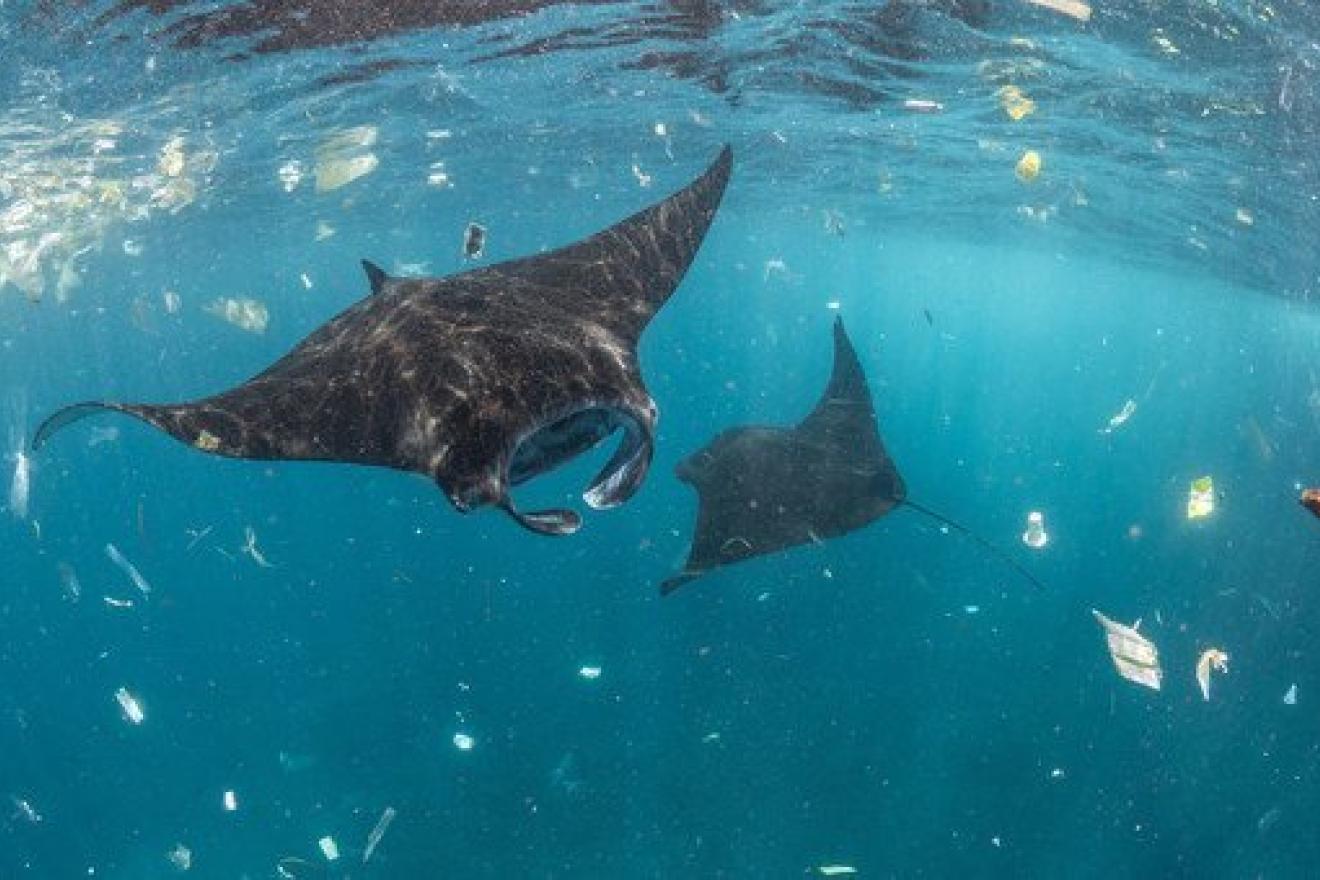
[{"x1": 902, "y1": 500, "x2": 1046, "y2": 591}]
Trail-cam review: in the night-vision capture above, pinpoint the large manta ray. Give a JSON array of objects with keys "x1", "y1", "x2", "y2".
[
  {"x1": 34, "y1": 146, "x2": 733, "y2": 536},
  {"x1": 663, "y1": 316, "x2": 1041, "y2": 594}
]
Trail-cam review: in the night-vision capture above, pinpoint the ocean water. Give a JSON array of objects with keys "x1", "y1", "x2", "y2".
[{"x1": 2, "y1": 1, "x2": 1320, "y2": 876}]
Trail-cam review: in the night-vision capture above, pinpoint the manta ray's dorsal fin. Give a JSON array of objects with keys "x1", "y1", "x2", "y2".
[
  {"x1": 493, "y1": 145, "x2": 733, "y2": 340},
  {"x1": 361, "y1": 260, "x2": 390, "y2": 295}
]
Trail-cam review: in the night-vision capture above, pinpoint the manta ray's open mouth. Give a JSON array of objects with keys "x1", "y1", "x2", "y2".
[{"x1": 507, "y1": 405, "x2": 653, "y2": 511}]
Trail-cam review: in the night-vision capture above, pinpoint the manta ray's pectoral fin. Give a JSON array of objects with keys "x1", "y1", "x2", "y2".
[
  {"x1": 498, "y1": 496, "x2": 583, "y2": 537},
  {"x1": 582, "y1": 414, "x2": 654, "y2": 510},
  {"x1": 659, "y1": 571, "x2": 700, "y2": 597}
]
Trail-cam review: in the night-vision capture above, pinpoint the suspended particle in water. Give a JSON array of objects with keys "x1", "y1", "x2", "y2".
[{"x1": 166, "y1": 842, "x2": 191, "y2": 871}]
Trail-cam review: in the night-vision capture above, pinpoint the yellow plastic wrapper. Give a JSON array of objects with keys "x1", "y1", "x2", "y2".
[
  {"x1": 998, "y1": 85, "x2": 1036, "y2": 121},
  {"x1": 1015, "y1": 150, "x2": 1042, "y2": 182},
  {"x1": 1092, "y1": 610, "x2": 1162, "y2": 691},
  {"x1": 1186, "y1": 475, "x2": 1214, "y2": 519}
]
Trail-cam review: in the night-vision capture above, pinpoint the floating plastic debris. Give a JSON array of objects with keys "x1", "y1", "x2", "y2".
[
  {"x1": 1283, "y1": 683, "x2": 1298, "y2": 705},
  {"x1": 241, "y1": 526, "x2": 274, "y2": 568},
  {"x1": 315, "y1": 220, "x2": 336, "y2": 241},
  {"x1": 204, "y1": 297, "x2": 269, "y2": 333},
  {"x1": 222, "y1": 789, "x2": 238, "y2": 812},
  {"x1": 123, "y1": 238, "x2": 144, "y2": 257},
  {"x1": 1235, "y1": 207, "x2": 1254, "y2": 227},
  {"x1": 903, "y1": 98, "x2": 944, "y2": 113},
  {"x1": 997, "y1": 85, "x2": 1036, "y2": 121},
  {"x1": 1099, "y1": 399, "x2": 1137, "y2": 434},
  {"x1": 162, "y1": 289, "x2": 182, "y2": 315},
  {"x1": 1195, "y1": 648, "x2": 1229, "y2": 701},
  {"x1": 105, "y1": 543, "x2": 152, "y2": 596},
  {"x1": 1021, "y1": 511, "x2": 1048, "y2": 549},
  {"x1": 1186, "y1": 476, "x2": 1215, "y2": 520},
  {"x1": 277, "y1": 160, "x2": 304, "y2": 193},
  {"x1": 158, "y1": 137, "x2": 186, "y2": 178},
  {"x1": 816, "y1": 866, "x2": 857, "y2": 877},
  {"x1": 8, "y1": 450, "x2": 30, "y2": 519},
  {"x1": 362, "y1": 806, "x2": 396, "y2": 864},
  {"x1": 114, "y1": 686, "x2": 145, "y2": 724},
  {"x1": 11, "y1": 795, "x2": 42, "y2": 823},
  {"x1": 56, "y1": 561, "x2": 81, "y2": 601},
  {"x1": 315, "y1": 155, "x2": 378, "y2": 193},
  {"x1": 166, "y1": 842, "x2": 192, "y2": 871},
  {"x1": 1023, "y1": 0, "x2": 1091, "y2": 21},
  {"x1": 1299, "y1": 487, "x2": 1320, "y2": 519},
  {"x1": 632, "y1": 162, "x2": 652, "y2": 188},
  {"x1": 427, "y1": 161, "x2": 452, "y2": 188},
  {"x1": 577, "y1": 665, "x2": 602, "y2": 680},
  {"x1": 1092, "y1": 609, "x2": 1162, "y2": 691},
  {"x1": 463, "y1": 222, "x2": 486, "y2": 259},
  {"x1": 317, "y1": 835, "x2": 340, "y2": 861},
  {"x1": 1015, "y1": 150, "x2": 1042, "y2": 182},
  {"x1": 300, "y1": 273, "x2": 313, "y2": 290},
  {"x1": 452, "y1": 732, "x2": 475, "y2": 751},
  {"x1": 1151, "y1": 30, "x2": 1179, "y2": 55},
  {"x1": 314, "y1": 126, "x2": 379, "y2": 193},
  {"x1": 103, "y1": 596, "x2": 135, "y2": 609}
]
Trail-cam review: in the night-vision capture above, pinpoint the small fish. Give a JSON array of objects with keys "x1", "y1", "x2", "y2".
[{"x1": 922, "y1": 308, "x2": 933, "y2": 326}]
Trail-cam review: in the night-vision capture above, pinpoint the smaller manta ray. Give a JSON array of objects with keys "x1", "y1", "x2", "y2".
[
  {"x1": 33, "y1": 147, "x2": 733, "y2": 536},
  {"x1": 662, "y1": 317, "x2": 1044, "y2": 595}
]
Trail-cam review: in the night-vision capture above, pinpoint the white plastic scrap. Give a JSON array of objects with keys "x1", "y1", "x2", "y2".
[
  {"x1": 1195, "y1": 648, "x2": 1229, "y2": 701},
  {"x1": 362, "y1": 806, "x2": 397, "y2": 864},
  {"x1": 166, "y1": 843, "x2": 192, "y2": 871},
  {"x1": 317, "y1": 835, "x2": 340, "y2": 861},
  {"x1": 1092, "y1": 610, "x2": 1162, "y2": 691},
  {"x1": 577, "y1": 665, "x2": 602, "y2": 680},
  {"x1": 241, "y1": 526, "x2": 274, "y2": 568},
  {"x1": 314, "y1": 125, "x2": 379, "y2": 193},
  {"x1": 817, "y1": 866, "x2": 858, "y2": 876},
  {"x1": 105, "y1": 543, "x2": 152, "y2": 596},
  {"x1": 1021, "y1": 511, "x2": 1048, "y2": 549},
  {"x1": 10, "y1": 795, "x2": 42, "y2": 823},
  {"x1": 114, "y1": 686, "x2": 145, "y2": 724},
  {"x1": 204, "y1": 297, "x2": 269, "y2": 333},
  {"x1": 222, "y1": 789, "x2": 238, "y2": 812},
  {"x1": 1284, "y1": 683, "x2": 1298, "y2": 705},
  {"x1": 8, "y1": 450, "x2": 30, "y2": 519},
  {"x1": 1099, "y1": 399, "x2": 1137, "y2": 434},
  {"x1": 452, "y1": 732, "x2": 475, "y2": 751}
]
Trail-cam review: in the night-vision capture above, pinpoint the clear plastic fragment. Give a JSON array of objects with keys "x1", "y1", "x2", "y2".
[
  {"x1": 362, "y1": 806, "x2": 396, "y2": 864},
  {"x1": 115, "y1": 686, "x2": 145, "y2": 724},
  {"x1": 105, "y1": 543, "x2": 152, "y2": 596},
  {"x1": 1092, "y1": 609, "x2": 1162, "y2": 690}
]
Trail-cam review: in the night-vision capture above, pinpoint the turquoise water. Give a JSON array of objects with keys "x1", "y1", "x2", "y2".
[{"x1": 3, "y1": 1, "x2": 1320, "y2": 876}]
